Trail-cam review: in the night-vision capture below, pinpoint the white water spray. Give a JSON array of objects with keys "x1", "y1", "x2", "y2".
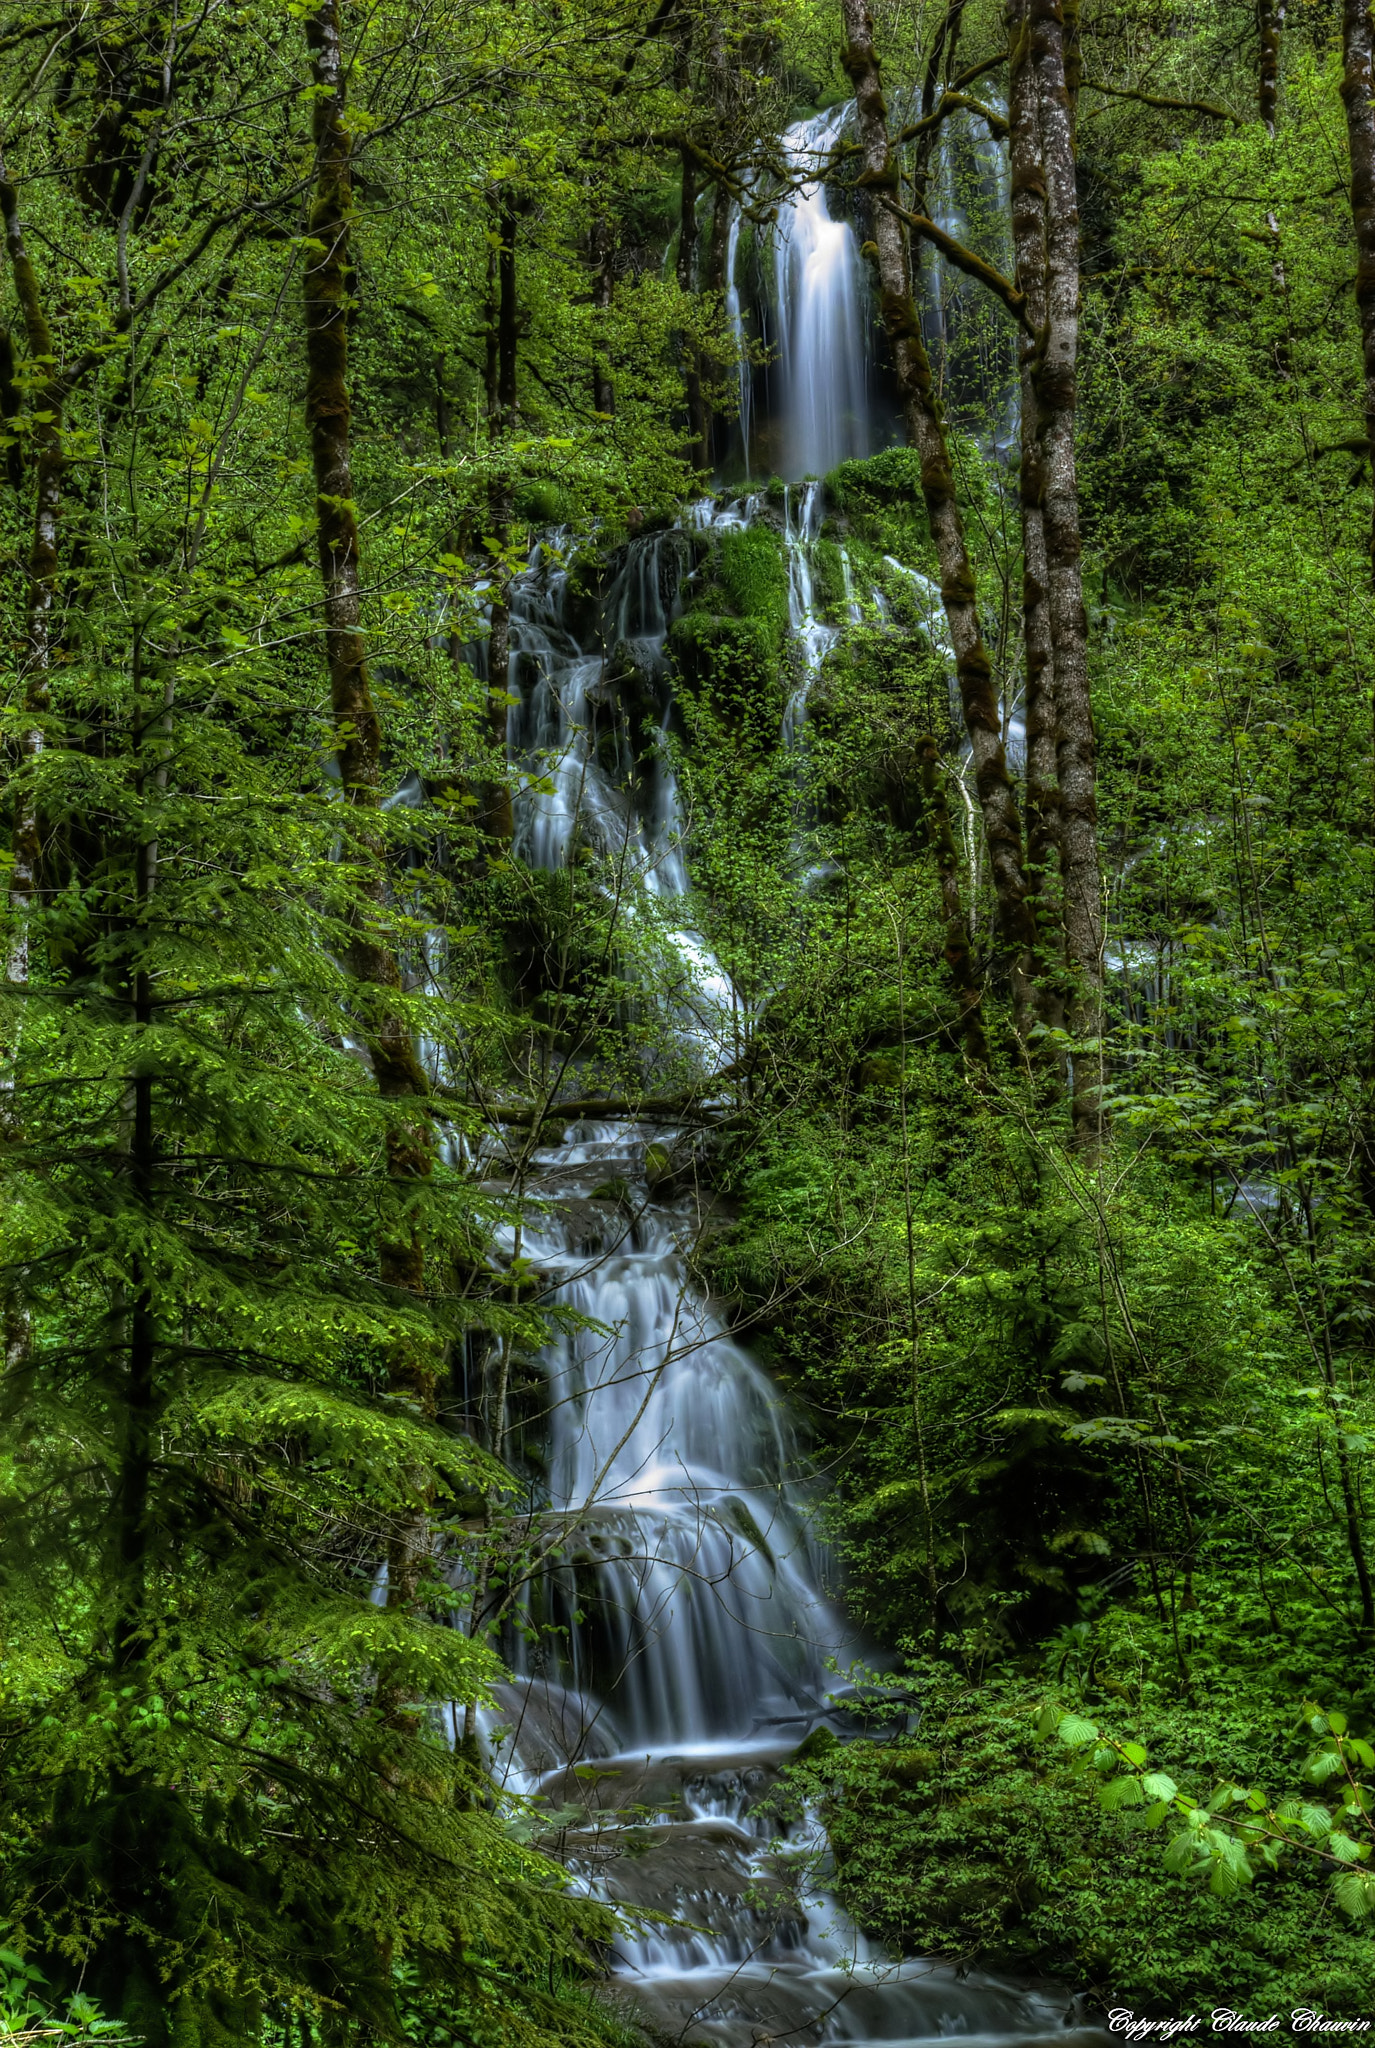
[{"x1": 774, "y1": 109, "x2": 870, "y2": 480}]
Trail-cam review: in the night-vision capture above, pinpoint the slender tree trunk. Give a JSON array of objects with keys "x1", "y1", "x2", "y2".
[
  {"x1": 590, "y1": 213, "x2": 616, "y2": 418},
  {"x1": 1031, "y1": 0, "x2": 1103, "y2": 1147},
  {"x1": 919, "y1": 737, "x2": 988, "y2": 1061},
  {"x1": 1259, "y1": 0, "x2": 1283, "y2": 133},
  {"x1": 480, "y1": 189, "x2": 518, "y2": 846},
  {"x1": 1008, "y1": 3, "x2": 1064, "y2": 1041},
  {"x1": 701, "y1": 177, "x2": 733, "y2": 469},
  {"x1": 0, "y1": 160, "x2": 62, "y2": 992},
  {"x1": 677, "y1": 149, "x2": 708, "y2": 471},
  {"x1": 841, "y1": 0, "x2": 1038, "y2": 1044},
  {"x1": 1342, "y1": 0, "x2": 1375, "y2": 590},
  {"x1": 303, "y1": 6, "x2": 435, "y2": 1626},
  {"x1": 0, "y1": 327, "x2": 23, "y2": 488}
]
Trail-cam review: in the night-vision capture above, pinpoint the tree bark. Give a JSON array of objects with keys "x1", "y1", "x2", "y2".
[
  {"x1": 482, "y1": 188, "x2": 519, "y2": 846},
  {"x1": 1342, "y1": 0, "x2": 1375, "y2": 590},
  {"x1": 919, "y1": 737, "x2": 988, "y2": 1061},
  {"x1": 677, "y1": 148, "x2": 708, "y2": 471},
  {"x1": 1007, "y1": 2, "x2": 1064, "y2": 1040},
  {"x1": 841, "y1": 0, "x2": 1038, "y2": 1045},
  {"x1": 590, "y1": 213, "x2": 616, "y2": 418},
  {"x1": 1031, "y1": 0, "x2": 1103, "y2": 1147},
  {"x1": 1259, "y1": 0, "x2": 1283, "y2": 134},
  {"x1": 0, "y1": 159, "x2": 62, "y2": 993},
  {"x1": 303, "y1": 3, "x2": 435, "y2": 1502}
]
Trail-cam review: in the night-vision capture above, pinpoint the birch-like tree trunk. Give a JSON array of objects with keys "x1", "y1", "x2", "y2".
[
  {"x1": 841, "y1": 0, "x2": 1037, "y2": 1047},
  {"x1": 1259, "y1": 0, "x2": 1284, "y2": 133},
  {"x1": 1007, "y1": 2, "x2": 1064, "y2": 1038},
  {"x1": 1031, "y1": 0, "x2": 1103, "y2": 1147}
]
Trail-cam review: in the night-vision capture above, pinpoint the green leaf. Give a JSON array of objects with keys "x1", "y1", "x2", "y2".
[{"x1": 1056, "y1": 1714, "x2": 1099, "y2": 1748}]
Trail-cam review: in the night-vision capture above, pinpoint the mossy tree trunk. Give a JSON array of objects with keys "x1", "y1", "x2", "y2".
[
  {"x1": 590, "y1": 212, "x2": 616, "y2": 418},
  {"x1": 1031, "y1": 0, "x2": 1103, "y2": 1148},
  {"x1": 840, "y1": 0, "x2": 1037, "y2": 1049},
  {"x1": 1342, "y1": 0, "x2": 1375, "y2": 591},
  {"x1": 677, "y1": 147, "x2": 708, "y2": 470},
  {"x1": 1007, "y1": 0, "x2": 1064, "y2": 1042},
  {"x1": 919, "y1": 738, "x2": 988, "y2": 1062},
  {"x1": 481, "y1": 187, "x2": 520, "y2": 846},
  {"x1": 303, "y1": 0, "x2": 436, "y2": 1628},
  {"x1": 0, "y1": 158, "x2": 62, "y2": 992}
]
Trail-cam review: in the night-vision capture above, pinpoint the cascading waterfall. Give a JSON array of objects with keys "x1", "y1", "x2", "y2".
[
  {"x1": 456, "y1": 86, "x2": 1103, "y2": 2048},
  {"x1": 783, "y1": 480, "x2": 839, "y2": 748},
  {"x1": 774, "y1": 108, "x2": 870, "y2": 479},
  {"x1": 724, "y1": 206, "x2": 752, "y2": 474}
]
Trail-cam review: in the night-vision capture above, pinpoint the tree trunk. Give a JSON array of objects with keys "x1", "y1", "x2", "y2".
[
  {"x1": 1007, "y1": 3, "x2": 1064, "y2": 1040},
  {"x1": 590, "y1": 213, "x2": 616, "y2": 418},
  {"x1": 1259, "y1": 0, "x2": 1283, "y2": 133},
  {"x1": 919, "y1": 737, "x2": 988, "y2": 1062},
  {"x1": 303, "y1": 5, "x2": 434, "y2": 1489},
  {"x1": 1342, "y1": 0, "x2": 1375, "y2": 590},
  {"x1": 677, "y1": 149, "x2": 708, "y2": 471},
  {"x1": 481, "y1": 189, "x2": 519, "y2": 846},
  {"x1": 0, "y1": 160, "x2": 62, "y2": 993},
  {"x1": 840, "y1": 0, "x2": 1038, "y2": 1045},
  {"x1": 1031, "y1": 0, "x2": 1103, "y2": 1147}
]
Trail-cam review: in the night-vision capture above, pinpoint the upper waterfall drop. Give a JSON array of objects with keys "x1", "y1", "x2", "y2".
[{"x1": 774, "y1": 107, "x2": 871, "y2": 479}]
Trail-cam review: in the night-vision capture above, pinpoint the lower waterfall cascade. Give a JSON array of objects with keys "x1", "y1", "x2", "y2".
[{"x1": 460, "y1": 503, "x2": 1106, "y2": 2044}]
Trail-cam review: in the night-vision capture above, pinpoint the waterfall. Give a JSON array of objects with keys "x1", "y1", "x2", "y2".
[
  {"x1": 452, "y1": 521, "x2": 1102, "y2": 2047},
  {"x1": 783, "y1": 480, "x2": 839, "y2": 747},
  {"x1": 774, "y1": 108, "x2": 870, "y2": 479},
  {"x1": 724, "y1": 204, "x2": 751, "y2": 474},
  {"x1": 922, "y1": 96, "x2": 1019, "y2": 453},
  {"x1": 452, "y1": 88, "x2": 1097, "y2": 2042}
]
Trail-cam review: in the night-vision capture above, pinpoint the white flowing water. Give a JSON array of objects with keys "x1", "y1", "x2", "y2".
[
  {"x1": 774, "y1": 109, "x2": 870, "y2": 480},
  {"x1": 448, "y1": 85, "x2": 1100, "y2": 2039},
  {"x1": 456, "y1": 523, "x2": 1103, "y2": 2046},
  {"x1": 724, "y1": 205, "x2": 752, "y2": 474},
  {"x1": 783, "y1": 480, "x2": 840, "y2": 748}
]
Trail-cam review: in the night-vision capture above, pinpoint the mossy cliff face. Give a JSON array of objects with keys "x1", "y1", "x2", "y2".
[{"x1": 670, "y1": 525, "x2": 792, "y2": 754}]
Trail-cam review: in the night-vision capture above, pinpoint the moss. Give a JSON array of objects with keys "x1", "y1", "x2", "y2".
[
  {"x1": 718, "y1": 526, "x2": 790, "y2": 640},
  {"x1": 515, "y1": 480, "x2": 573, "y2": 525},
  {"x1": 810, "y1": 537, "x2": 846, "y2": 619},
  {"x1": 825, "y1": 447, "x2": 927, "y2": 515},
  {"x1": 668, "y1": 606, "x2": 788, "y2": 772}
]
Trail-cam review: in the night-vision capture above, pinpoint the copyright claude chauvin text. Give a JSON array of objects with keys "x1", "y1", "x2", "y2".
[{"x1": 1109, "y1": 2014, "x2": 1373, "y2": 2038}]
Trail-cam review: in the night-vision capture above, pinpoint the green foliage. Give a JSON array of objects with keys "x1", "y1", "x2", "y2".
[
  {"x1": 1037, "y1": 1702, "x2": 1375, "y2": 1916},
  {"x1": 775, "y1": 1659, "x2": 1375, "y2": 2017},
  {"x1": 717, "y1": 527, "x2": 792, "y2": 638}
]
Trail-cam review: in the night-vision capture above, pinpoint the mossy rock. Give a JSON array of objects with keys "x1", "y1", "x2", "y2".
[
  {"x1": 515, "y1": 480, "x2": 573, "y2": 525},
  {"x1": 791, "y1": 1725, "x2": 840, "y2": 1764},
  {"x1": 718, "y1": 526, "x2": 790, "y2": 639},
  {"x1": 643, "y1": 1142, "x2": 674, "y2": 1189},
  {"x1": 875, "y1": 1746, "x2": 940, "y2": 1786},
  {"x1": 824, "y1": 447, "x2": 927, "y2": 513},
  {"x1": 669, "y1": 611, "x2": 785, "y2": 749}
]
